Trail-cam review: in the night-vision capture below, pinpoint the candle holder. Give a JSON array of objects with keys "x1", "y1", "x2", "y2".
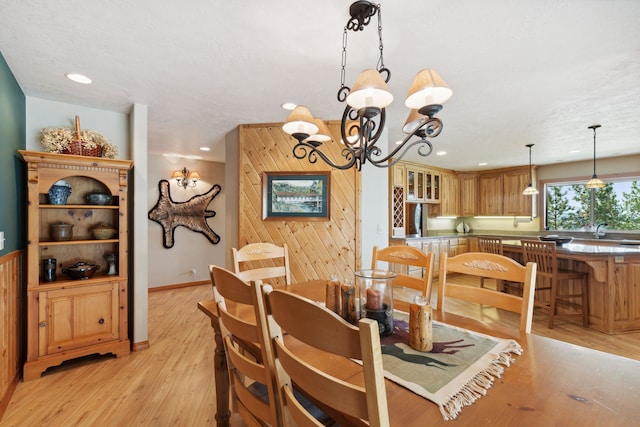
[{"x1": 355, "y1": 269, "x2": 397, "y2": 337}]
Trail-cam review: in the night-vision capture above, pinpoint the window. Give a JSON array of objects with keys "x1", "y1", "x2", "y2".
[{"x1": 544, "y1": 177, "x2": 640, "y2": 231}]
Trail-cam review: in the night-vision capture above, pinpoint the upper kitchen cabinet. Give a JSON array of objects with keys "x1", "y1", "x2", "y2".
[
  {"x1": 477, "y1": 173, "x2": 503, "y2": 216},
  {"x1": 406, "y1": 167, "x2": 425, "y2": 201},
  {"x1": 503, "y1": 168, "x2": 536, "y2": 216},
  {"x1": 439, "y1": 171, "x2": 459, "y2": 216},
  {"x1": 458, "y1": 173, "x2": 477, "y2": 216},
  {"x1": 424, "y1": 169, "x2": 440, "y2": 203},
  {"x1": 477, "y1": 166, "x2": 536, "y2": 217}
]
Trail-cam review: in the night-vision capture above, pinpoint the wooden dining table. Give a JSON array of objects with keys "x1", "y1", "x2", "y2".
[{"x1": 198, "y1": 279, "x2": 640, "y2": 426}]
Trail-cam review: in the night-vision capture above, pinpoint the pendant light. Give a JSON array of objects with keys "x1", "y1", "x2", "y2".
[
  {"x1": 522, "y1": 144, "x2": 539, "y2": 195},
  {"x1": 585, "y1": 124, "x2": 605, "y2": 189}
]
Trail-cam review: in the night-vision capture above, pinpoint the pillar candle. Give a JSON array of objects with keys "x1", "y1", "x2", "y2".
[{"x1": 366, "y1": 287, "x2": 383, "y2": 310}]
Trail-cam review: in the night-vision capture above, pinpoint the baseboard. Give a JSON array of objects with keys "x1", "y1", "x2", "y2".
[
  {"x1": 148, "y1": 280, "x2": 209, "y2": 293},
  {"x1": 132, "y1": 340, "x2": 150, "y2": 352}
]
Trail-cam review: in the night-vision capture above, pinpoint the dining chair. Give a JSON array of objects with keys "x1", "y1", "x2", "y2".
[
  {"x1": 521, "y1": 240, "x2": 589, "y2": 328},
  {"x1": 437, "y1": 252, "x2": 537, "y2": 333},
  {"x1": 371, "y1": 245, "x2": 435, "y2": 303},
  {"x1": 477, "y1": 236, "x2": 505, "y2": 290},
  {"x1": 232, "y1": 242, "x2": 292, "y2": 287},
  {"x1": 210, "y1": 265, "x2": 282, "y2": 427},
  {"x1": 261, "y1": 285, "x2": 390, "y2": 427}
]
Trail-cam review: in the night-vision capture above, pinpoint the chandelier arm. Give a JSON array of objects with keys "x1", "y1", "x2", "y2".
[
  {"x1": 366, "y1": 118, "x2": 440, "y2": 167},
  {"x1": 291, "y1": 140, "x2": 359, "y2": 170}
]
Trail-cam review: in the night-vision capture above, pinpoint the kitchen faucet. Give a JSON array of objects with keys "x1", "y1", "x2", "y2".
[{"x1": 594, "y1": 222, "x2": 608, "y2": 239}]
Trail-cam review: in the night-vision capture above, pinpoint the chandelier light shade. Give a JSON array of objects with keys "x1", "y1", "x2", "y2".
[
  {"x1": 172, "y1": 167, "x2": 200, "y2": 189},
  {"x1": 282, "y1": 0, "x2": 452, "y2": 170},
  {"x1": 522, "y1": 143, "x2": 539, "y2": 195},
  {"x1": 585, "y1": 124, "x2": 606, "y2": 189}
]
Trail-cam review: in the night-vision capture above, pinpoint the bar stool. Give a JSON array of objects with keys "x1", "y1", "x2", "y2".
[
  {"x1": 477, "y1": 237, "x2": 503, "y2": 290},
  {"x1": 521, "y1": 240, "x2": 589, "y2": 328}
]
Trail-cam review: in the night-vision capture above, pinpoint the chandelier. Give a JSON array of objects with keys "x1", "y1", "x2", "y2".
[
  {"x1": 282, "y1": 1, "x2": 452, "y2": 171},
  {"x1": 522, "y1": 144, "x2": 539, "y2": 195},
  {"x1": 585, "y1": 124, "x2": 605, "y2": 189},
  {"x1": 171, "y1": 167, "x2": 200, "y2": 189}
]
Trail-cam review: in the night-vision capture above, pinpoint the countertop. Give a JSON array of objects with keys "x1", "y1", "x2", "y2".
[{"x1": 501, "y1": 239, "x2": 640, "y2": 255}]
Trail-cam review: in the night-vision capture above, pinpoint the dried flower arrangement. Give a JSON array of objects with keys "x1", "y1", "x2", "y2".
[{"x1": 40, "y1": 116, "x2": 119, "y2": 159}]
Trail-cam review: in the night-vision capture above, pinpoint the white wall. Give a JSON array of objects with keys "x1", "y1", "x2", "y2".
[
  {"x1": 360, "y1": 129, "x2": 391, "y2": 270},
  {"x1": 146, "y1": 153, "x2": 226, "y2": 287},
  {"x1": 26, "y1": 97, "x2": 128, "y2": 154}
]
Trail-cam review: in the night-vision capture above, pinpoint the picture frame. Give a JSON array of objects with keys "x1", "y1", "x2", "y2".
[{"x1": 262, "y1": 171, "x2": 331, "y2": 221}]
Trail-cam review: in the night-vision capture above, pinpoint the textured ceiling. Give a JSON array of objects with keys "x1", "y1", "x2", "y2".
[{"x1": 1, "y1": 0, "x2": 639, "y2": 171}]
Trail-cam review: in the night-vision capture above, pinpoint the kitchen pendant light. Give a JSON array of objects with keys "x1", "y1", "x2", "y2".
[
  {"x1": 522, "y1": 144, "x2": 539, "y2": 195},
  {"x1": 585, "y1": 124, "x2": 605, "y2": 189}
]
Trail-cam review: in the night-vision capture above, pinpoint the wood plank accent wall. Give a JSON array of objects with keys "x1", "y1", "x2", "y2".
[
  {"x1": 1, "y1": 250, "x2": 23, "y2": 417},
  {"x1": 238, "y1": 121, "x2": 360, "y2": 286}
]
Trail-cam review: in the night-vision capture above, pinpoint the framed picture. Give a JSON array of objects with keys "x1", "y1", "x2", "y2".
[{"x1": 262, "y1": 171, "x2": 331, "y2": 221}]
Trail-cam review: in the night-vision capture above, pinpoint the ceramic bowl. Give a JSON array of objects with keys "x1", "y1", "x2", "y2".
[
  {"x1": 62, "y1": 262, "x2": 100, "y2": 280},
  {"x1": 539, "y1": 235, "x2": 574, "y2": 246},
  {"x1": 86, "y1": 192, "x2": 112, "y2": 205},
  {"x1": 91, "y1": 224, "x2": 117, "y2": 240}
]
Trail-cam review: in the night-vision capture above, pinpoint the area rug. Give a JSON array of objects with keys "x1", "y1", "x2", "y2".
[{"x1": 379, "y1": 312, "x2": 522, "y2": 421}]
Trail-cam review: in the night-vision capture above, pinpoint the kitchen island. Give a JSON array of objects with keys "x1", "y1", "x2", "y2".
[
  {"x1": 392, "y1": 234, "x2": 640, "y2": 334},
  {"x1": 498, "y1": 239, "x2": 640, "y2": 334}
]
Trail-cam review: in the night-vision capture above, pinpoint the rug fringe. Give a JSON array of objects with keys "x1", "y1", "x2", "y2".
[{"x1": 439, "y1": 342, "x2": 523, "y2": 421}]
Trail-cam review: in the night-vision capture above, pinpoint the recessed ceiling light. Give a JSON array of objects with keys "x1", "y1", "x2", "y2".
[
  {"x1": 436, "y1": 151, "x2": 447, "y2": 156},
  {"x1": 568, "y1": 149, "x2": 580, "y2": 154},
  {"x1": 281, "y1": 102, "x2": 297, "y2": 110},
  {"x1": 395, "y1": 140, "x2": 403, "y2": 145},
  {"x1": 478, "y1": 162, "x2": 488, "y2": 166},
  {"x1": 65, "y1": 73, "x2": 92, "y2": 84},
  {"x1": 199, "y1": 146, "x2": 211, "y2": 152}
]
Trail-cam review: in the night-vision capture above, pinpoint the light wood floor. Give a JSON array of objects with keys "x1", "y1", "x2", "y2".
[{"x1": 2, "y1": 281, "x2": 639, "y2": 426}]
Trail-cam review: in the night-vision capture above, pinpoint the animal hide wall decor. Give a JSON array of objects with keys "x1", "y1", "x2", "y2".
[{"x1": 148, "y1": 179, "x2": 222, "y2": 248}]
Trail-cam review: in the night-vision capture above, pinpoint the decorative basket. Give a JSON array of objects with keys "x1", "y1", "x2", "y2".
[
  {"x1": 63, "y1": 140, "x2": 103, "y2": 157},
  {"x1": 60, "y1": 116, "x2": 103, "y2": 158}
]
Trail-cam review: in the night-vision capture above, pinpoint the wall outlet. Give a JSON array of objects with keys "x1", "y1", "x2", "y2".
[
  {"x1": 0, "y1": 231, "x2": 4, "y2": 251},
  {"x1": 189, "y1": 268, "x2": 197, "y2": 276},
  {"x1": 614, "y1": 256, "x2": 624, "y2": 263}
]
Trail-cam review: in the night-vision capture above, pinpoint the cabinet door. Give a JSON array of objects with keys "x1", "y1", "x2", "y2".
[
  {"x1": 503, "y1": 170, "x2": 533, "y2": 216},
  {"x1": 477, "y1": 174, "x2": 503, "y2": 215},
  {"x1": 459, "y1": 174, "x2": 477, "y2": 216},
  {"x1": 39, "y1": 282, "x2": 119, "y2": 355},
  {"x1": 392, "y1": 163, "x2": 405, "y2": 187},
  {"x1": 407, "y1": 168, "x2": 425, "y2": 201},
  {"x1": 440, "y1": 172, "x2": 459, "y2": 216},
  {"x1": 425, "y1": 171, "x2": 441, "y2": 202}
]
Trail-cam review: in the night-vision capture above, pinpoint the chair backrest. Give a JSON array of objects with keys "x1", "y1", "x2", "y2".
[
  {"x1": 437, "y1": 252, "x2": 537, "y2": 333},
  {"x1": 261, "y1": 286, "x2": 389, "y2": 427},
  {"x1": 371, "y1": 245, "x2": 434, "y2": 302},
  {"x1": 521, "y1": 239, "x2": 557, "y2": 276},
  {"x1": 210, "y1": 265, "x2": 282, "y2": 427},
  {"x1": 477, "y1": 236, "x2": 504, "y2": 255},
  {"x1": 232, "y1": 242, "x2": 291, "y2": 286}
]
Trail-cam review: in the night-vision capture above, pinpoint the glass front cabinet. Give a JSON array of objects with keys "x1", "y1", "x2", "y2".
[{"x1": 19, "y1": 150, "x2": 133, "y2": 380}]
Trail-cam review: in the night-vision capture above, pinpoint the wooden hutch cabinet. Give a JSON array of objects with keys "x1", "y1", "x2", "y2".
[{"x1": 19, "y1": 150, "x2": 133, "y2": 380}]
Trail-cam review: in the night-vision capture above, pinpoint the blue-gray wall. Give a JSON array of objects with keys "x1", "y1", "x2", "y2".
[{"x1": 0, "y1": 51, "x2": 26, "y2": 254}]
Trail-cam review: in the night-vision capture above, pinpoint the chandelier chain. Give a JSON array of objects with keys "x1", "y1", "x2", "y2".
[
  {"x1": 377, "y1": 5, "x2": 384, "y2": 72},
  {"x1": 340, "y1": 27, "x2": 348, "y2": 90}
]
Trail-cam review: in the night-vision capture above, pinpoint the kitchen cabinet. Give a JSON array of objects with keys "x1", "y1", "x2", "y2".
[
  {"x1": 458, "y1": 173, "x2": 478, "y2": 216},
  {"x1": 424, "y1": 170, "x2": 440, "y2": 203},
  {"x1": 19, "y1": 150, "x2": 133, "y2": 380},
  {"x1": 390, "y1": 165, "x2": 406, "y2": 237},
  {"x1": 439, "y1": 172, "x2": 459, "y2": 216},
  {"x1": 406, "y1": 167, "x2": 424, "y2": 201},
  {"x1": 503, "y1": 169, "x2": 534, "y2": 216},
  {"x1": 477, "y1": 167, "x2": 535, "y2": 217},
  {"x1": 477, "y1": 173, "x2": 503, "y2": 216}
]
